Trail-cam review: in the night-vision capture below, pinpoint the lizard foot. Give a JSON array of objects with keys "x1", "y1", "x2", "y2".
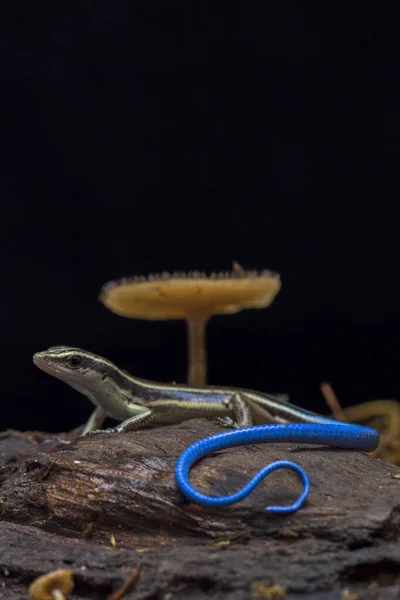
[
  {"x1": 84, "y1": 427, "x2": 118, "y2": 436},
  {"x1": 214, "y1": 416, "x2": 240, "y2": 429}
]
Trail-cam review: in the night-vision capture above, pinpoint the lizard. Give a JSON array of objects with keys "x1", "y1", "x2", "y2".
[
  {"x1": 33, "y1": 346, "x2": 379, "y2": 513},
  {"x1": 33, "y1": 345, "x2": 352, "y2": 436}
]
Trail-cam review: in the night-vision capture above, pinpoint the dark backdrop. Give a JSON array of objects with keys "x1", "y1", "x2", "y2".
[{"x1": 1, "y1": 2, "x2": 399, "y2": 433}]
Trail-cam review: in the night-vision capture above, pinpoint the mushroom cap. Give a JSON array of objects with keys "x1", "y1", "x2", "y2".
[
  {"x1": 99, "y1": 269, "x2": 281, "y2": 320},
  {"x1": 29, "y1": 569, "x2": 74, "y2": 600}
]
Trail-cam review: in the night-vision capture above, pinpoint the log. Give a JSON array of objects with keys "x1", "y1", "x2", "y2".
[{"x1": 1, "y1": 419, "x2": 400, "y2": 599}]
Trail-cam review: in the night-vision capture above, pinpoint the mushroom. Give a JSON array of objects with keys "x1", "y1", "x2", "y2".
[
  {"x1": 99, "y1": 265, "x2": 280, "y2": 386},
  {"x1": 29, "y1": 569, "x2": 74, "y2": 600}
]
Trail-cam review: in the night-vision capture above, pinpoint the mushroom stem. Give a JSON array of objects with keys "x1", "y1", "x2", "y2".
[
  {"x1": 52, "y1": 591, "x2": 66, "y2": 600},
  {"x1": 186, "y1": 315, "x2": 209, "y2": 386}
]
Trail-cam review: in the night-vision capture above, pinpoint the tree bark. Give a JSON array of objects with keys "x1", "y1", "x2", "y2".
[{"x1": 1, "y1": 420, "x2": 400, "y2": 599}]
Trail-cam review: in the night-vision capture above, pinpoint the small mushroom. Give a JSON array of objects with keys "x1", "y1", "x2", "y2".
[
  {"x1": 99, "y1": 265, "x2": 280, "y2": 386},
  {"x1": 29, "y1": 569, "x2": 74, "y2": 600}
]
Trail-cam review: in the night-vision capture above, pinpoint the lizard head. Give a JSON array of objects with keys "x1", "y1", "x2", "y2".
[
  {"x1": 33, "y1": 346, "x2": 122, "y2": 398},
  {"x1": 33, "y1": 347, "x2": 147, "y2": 422}
]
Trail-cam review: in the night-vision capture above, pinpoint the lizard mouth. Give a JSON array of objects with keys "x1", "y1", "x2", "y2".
[{"x1": 33, "y1": 354, "x2": 68, "y2": 379}]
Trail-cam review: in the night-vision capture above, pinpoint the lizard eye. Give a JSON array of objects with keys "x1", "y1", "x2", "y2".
[{"x1": 67, "y1": 355, "x2": 83, "y2": 368}]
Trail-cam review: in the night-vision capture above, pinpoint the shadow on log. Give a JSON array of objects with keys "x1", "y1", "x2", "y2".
[{"x1": 1, "y1": 419, "x2": 400, "y2": 599}]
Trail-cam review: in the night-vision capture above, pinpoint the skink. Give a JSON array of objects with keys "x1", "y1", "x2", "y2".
[{"x1": 33, "y1": 346, "x2": 379, "y2": 513}]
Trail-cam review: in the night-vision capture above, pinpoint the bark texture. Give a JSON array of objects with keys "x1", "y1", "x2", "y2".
[{"x1": 1, "y1": 420, "x2": 400, "y2": 599}]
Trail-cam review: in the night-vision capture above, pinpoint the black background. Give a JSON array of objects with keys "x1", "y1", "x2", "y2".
[{"x1": 1, "y1": 2, "x2": 399, "y2": 433}]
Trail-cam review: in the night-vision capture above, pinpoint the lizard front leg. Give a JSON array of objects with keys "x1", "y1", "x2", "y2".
[
  {"x1": 216, "y1": 392, "x2": 253, "y2": 429},
  {"x1": 81, "y1": 407, "x2": 107, "y2": 436},
  {"x1": 84, "y1": 408, "x2": 154, "y2": 436}
]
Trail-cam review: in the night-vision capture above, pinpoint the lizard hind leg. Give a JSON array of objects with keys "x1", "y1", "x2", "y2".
[{"x1": 215, "y1": 392, "x2": 253, "y2": 429}]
